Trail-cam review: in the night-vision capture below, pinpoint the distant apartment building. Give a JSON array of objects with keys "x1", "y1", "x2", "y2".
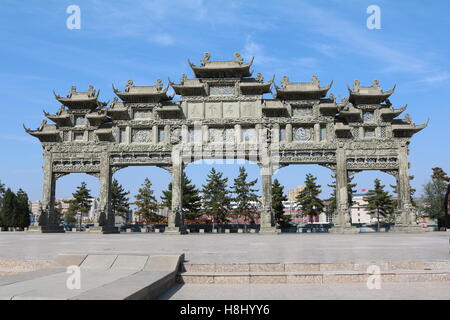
[
  {"x1": 29, "y1": 198, "x2": 100, "y2": 225},
  {"x1": 350, "y1": 193, "x2": 375, "y2": 224},
  {"x1": 287, "y1": 185, "x2": 305, "y2": 201}
]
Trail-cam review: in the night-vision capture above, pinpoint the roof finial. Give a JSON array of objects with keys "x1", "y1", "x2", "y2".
[
  {"x1": 281, "y1": 76, "x2": 289, "y2": 88},
  {"x1": 234, "y1": 52, "x2": 244, "y2": 64},
  {"x1": 156, "y1": 78, "x2": 163, "y2": 91},
  {"x1": 256, "y1": 73, "x2": 264, "y2": 83},
  {"x1": 311, "y1": 75, "x2": 320, "y2": 86},
  {"x1": 372, "y1": 80, "x2": 380, "y2": 89},
  {"x1": 354, "y1": 80, "x2": 360, "y2": 92},
  {"x1": 200, "y1": 52, "x2": 211, "y2": 66},
  {"x1": 125, "y1": 80, "x2": 133, "y2": 92}
]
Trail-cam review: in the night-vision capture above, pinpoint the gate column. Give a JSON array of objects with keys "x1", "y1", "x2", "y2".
[
  {"x1": 99, "y1": 153, "x2": 119, "y2": 234},
  {"x1": 392, "y1": 144, "x2": 422, "y2": 232},
  {"x1": 330, "y1": 146, "x2": 359, "y2": 234},
  {"x1": 259, "y1": 148, "x2": 277, "y2": 234},
  {"x1": 166, "y1": 147, "x2": 186, "y2": 235},
  {"x1": 40, "y1": 152, "x2": 64, "y2": 233}
]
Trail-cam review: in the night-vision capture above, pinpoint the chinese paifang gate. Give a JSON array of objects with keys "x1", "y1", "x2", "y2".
[{"x1": 25, "y1": 52, "x2": 427, "y2": 234}]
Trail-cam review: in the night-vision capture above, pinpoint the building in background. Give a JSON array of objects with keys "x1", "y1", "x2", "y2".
[
  {"x1": 349, "y1": 194, "x2": 374, "y2": 224},
  {"x1": 287, "y1": 185, "x2": 305, "y2": 201}
]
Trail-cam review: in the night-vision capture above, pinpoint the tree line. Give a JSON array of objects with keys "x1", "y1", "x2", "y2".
[
  {"x1": 0, "y1": 181, "x2": 31, "y2": 230},
  {"x1": 0, "y1": 165, "x2": 447, "y2": 230},
  {"x1": 56, "y1": 166, "x2": 450, "y2": 229}
]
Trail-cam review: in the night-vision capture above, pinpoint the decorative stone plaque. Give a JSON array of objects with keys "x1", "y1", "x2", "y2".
[
  {"x1": 293, "y1": 127, "x2": 312, "y2": 141},
  {"x1": 210, "y1": 85, "x2": 234, "y2": 96},
  {"x1": 132, "y1": 129, "x2": 151, "y2": 143}
]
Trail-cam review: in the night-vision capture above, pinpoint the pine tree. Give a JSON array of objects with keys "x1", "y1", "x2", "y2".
[
  {"x1": 0, "y1": 180, "x2": 5, "y2": 212},
  {"x1": 68, "y1": 182, "x2": 92, "y2": 228},
  {"x1": 201, "y1": 168, "x2": 231, "y2": 225},
  {"x1": 1, "y1": 189, "x2": 17, "y2": 229},
  {"x1": 161, "y1": 172, "x2": 201, "y2": 220},
  {"x1": 326, "y1": 174, "x2": 356, "y2": 216},
  {"x1": 365, "y1": 179, "x2": 395, "y2": 230},
  {"x1": 15, "y1": 189, "x2": 30, "y2": 229},
  {"x1": 64, "y1": 202, "x2": 78, "y2": 224},
  {"x1": 422, "y1": 167, "x2": 449, "y2": 228},
  {"x1": 133, "y1": 178, "x2": 160, "y2": 224},
  {"x1": 111, "y1": 179, "x2": 131, "y2": 222},
  {"x1": 232, "y1": 167, "x2": 259, "y2": 229},
  {"x1": 272, "y1": 179, "x2": 288, "y2": 227},
  {"x1": 296, "y1": 174, "x2": 324, "y2": 224}
]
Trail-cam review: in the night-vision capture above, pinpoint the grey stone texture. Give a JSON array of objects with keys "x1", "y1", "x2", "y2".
[{"x1": 0, "y1": 253, "x2": 183, "y2": 300}]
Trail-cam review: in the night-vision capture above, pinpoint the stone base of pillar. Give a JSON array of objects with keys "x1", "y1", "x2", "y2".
[
  {"x1": 101, "y1": 226, "x2": 120, "y2": 234},
  {"x1": 329, "y1": 225, "x2": 360, "y2": 234},
  {"x1": 259, "y1": 226, "x2": 278, "y2": 235},
  {"x1": 165, "y1": 226, "x2": 187, "y2": 235},
  {"x1": 87, "y1": 226, "x2": 103, "y2": 234},
  {"x1": 26, "y1": 225, "x2": 42, "y2": 232},
  {"x1": 390, "y1": 225, "x2": 425, "y2": 233},
  {"x1": 41, "y1": 225, "x2": 65, "y2": 233}
]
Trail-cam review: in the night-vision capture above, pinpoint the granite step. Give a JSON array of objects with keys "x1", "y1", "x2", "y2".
[{"x1": 178, "y1": 261, "x2": 450, "y2": 284}]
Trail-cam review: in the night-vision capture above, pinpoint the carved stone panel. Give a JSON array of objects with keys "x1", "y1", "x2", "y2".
[
  {"x1": 134, "y1": 109, "x2": 153, "y2": 119},
  {"x1": 223, "y1": 102, "x2": 240, "y2": 118},
  {"x1": 205, "y1": 102, "x2": 222, "y2": 119},
  {"x1": 210, "y1": 85, "x2": 234, "y2": 96},
  {"x1": 240, "y1": 101, "x2": 257, "y2": 118},
  {"x1": 132, "y1": 129, "x2": 151, "y2": 143},
  {"x1": 188, "y1": 102, "x2": 204, "y2": 119},
  {"x1": 293, "y1": 127, "x2": 312, "y2": 142}
]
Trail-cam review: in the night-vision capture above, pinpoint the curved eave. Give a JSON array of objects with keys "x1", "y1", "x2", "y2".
[
  {"x1": 55, "y1": 97, "x2": 100, "y2": 108},
  {"x1": 275, "y1": 87, "x2": 330, "y2": 100},
  {"x1": 86, "y1": 114, "x2": 110, "y2": 122},
  {"x1": 115, "y1": 91, "x2": 171, "y2": 103},
  {"x1": 239, "y1": 82, "x2": 272, "y2": 94},
  {"x1": 171, "y1": 84, "x2": 206, "y2": 96},
  {"x1": 348, "y1": 86, "x2": 396, "y2": 105},
  {"x1": 392, "y1": 122, "x2": 427, "y2": 133},
  {"x1": 380, "y1": 105, "x2": 407, "y2": 118},
  {"x1": 318, "y1": 103, "x2": 338, "y2": 113},
  {"x1": 190, "y1": 62, "x2": 253, "y2": 78}
]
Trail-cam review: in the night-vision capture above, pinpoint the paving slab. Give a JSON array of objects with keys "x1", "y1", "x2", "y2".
[
  {"x1": 159, "y1": 282, "x2": 450, "y2": 300},
  {"x1": 0, "y1": 232, "x2": 448, "y2": 264}
]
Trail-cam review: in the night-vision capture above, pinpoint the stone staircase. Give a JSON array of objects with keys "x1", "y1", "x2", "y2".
[{"x1": 177, "y1": 261, "x2": 450, "y2": 284}]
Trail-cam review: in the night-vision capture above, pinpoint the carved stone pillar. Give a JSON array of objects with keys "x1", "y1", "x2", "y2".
[
  {"x1": 286, "y1": 124, "x2": 293, "y2": 143},
  {"x1": 166, "y1": 147, "x2": 186, "y2": 235},
  {"x1": 392, "y1": 144, "x2": 422, "y2": 232},
  {"x1": 100, "y1": 153, "x2": 119, "y2": 234},
  {"x1": 40, "y1": 152, "x2": 64, "y2": 233},
  {"x1": 259, "y1": 154, "x2": 277, "y2": 235},
  {"x1": 330, "y1": 146, "x2": 359, "y2": 234}
]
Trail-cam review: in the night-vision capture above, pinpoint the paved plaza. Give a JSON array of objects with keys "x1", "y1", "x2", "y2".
[
  {"x1": 160, "y1": 282, "x2": 450, "y2": 300},
  {"x1": 0, "y1": 232, "x2": 448, "y2": 263}
]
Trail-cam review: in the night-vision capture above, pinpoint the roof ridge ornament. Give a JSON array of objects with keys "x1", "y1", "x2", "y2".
[
  {"x1": 256, "y1": 73, "x2": 264, "y2": 83},
  {"x1": 234, "y1": 52, "x2": 244, "y2": 64},
  {"x1": 155, "y1": 78, "x2": 163, "y2": 91},
  {"x1": 125, "y1": 80, "x2": 134, "y2": 92},
  {"x1": 200, "y1": 52, "x2": 211, "y2": 66},
  {"x1": 312, "y1": 75, "x2": 320, "y2": 86},
  {"x1": 281, "y1": 76, "x2": 289, "y2": 88}
]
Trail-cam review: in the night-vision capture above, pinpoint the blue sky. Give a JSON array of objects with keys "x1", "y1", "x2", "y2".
[{"x1": 0, "y1": 0, "x2": 449, "y2": 202}]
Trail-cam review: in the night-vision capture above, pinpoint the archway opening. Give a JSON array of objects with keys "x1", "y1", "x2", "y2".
[
  {"x1": 112, "y1": 166, "x2": 171, "y2": 227},
  {"x1": 274, "y1": 164, "x2": 334, "y2": 230},
  {"x1": 55, "y1": 173, "x2": 99, "y2": 228}
]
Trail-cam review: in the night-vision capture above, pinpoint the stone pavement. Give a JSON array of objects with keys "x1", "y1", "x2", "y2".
[
  {"x1": 160, "y1": 282, "x2": 450, "y2": 300},
  {"x1": 0, "y1": 253, "x2": 183, "y2": 300},
  {"x1": 0, "y1": 232, "x2": 448, "y2": 264}
]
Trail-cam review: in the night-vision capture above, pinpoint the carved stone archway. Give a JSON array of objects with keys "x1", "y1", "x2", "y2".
[{"x1": 26, "y1": 53, "x2": 426, "y2": 234}]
